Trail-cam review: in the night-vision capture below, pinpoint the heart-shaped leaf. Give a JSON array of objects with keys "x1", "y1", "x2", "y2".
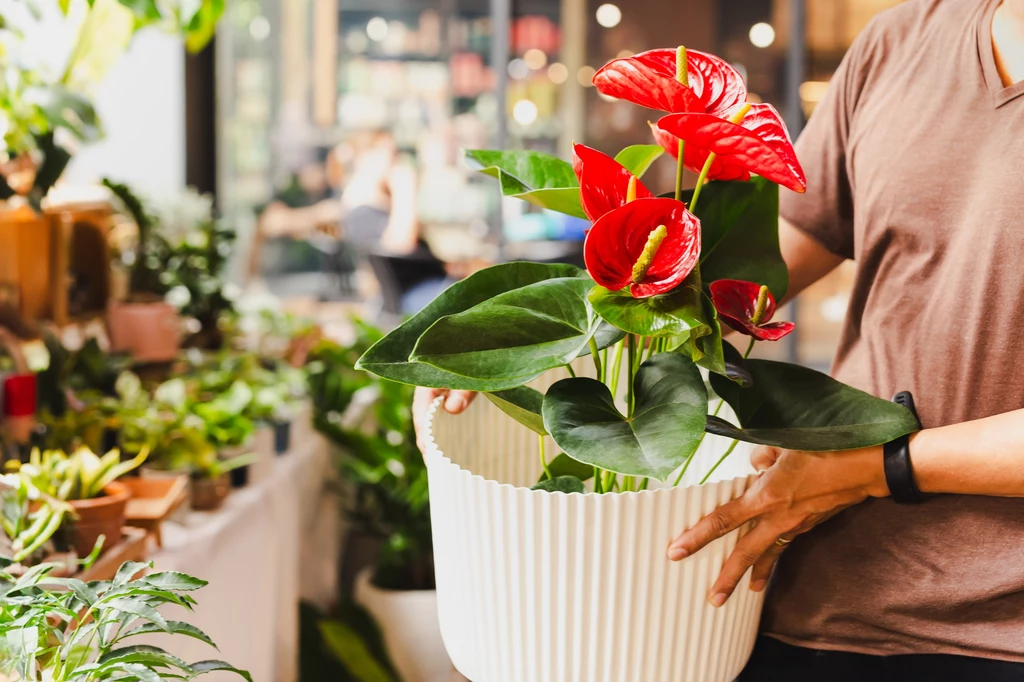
[
  {"x1": 674, "y1": 290, "x2": 727, "y2": 374},
  {"x1": 542, "y1": 453, "x2": 596, "y2": 482},
  {"x1": 589, "y1": 282, "x2": 709, "y2": 338},
  {"x1": 485, "y1": 387, "x2": 546, "y2": 435},
  {"x1": 542, "y1": 353, "x2": 708, "y2": 480},
  {"x1": 532, "y1": 476, "x2": 587, "y2": 494},
  {"x1": 577, "y1": 320, "x2": 626, "y2": 358},
  {"x1": 357, "y1": 262, "x2": 586, "y2": 389},
  {"x1": 683, "y1": 177, "x2": 788, "y2": 300},
  {"x1": 614, "y1": 144, "x2": 665, "y2": 178},
  {"x1": 411, "y1": 275, "x2": 599, "y2": 388},
  {"x1": 465, "y1": 149, "x2": 586, "y2": 218},
  {"x1": 721, "y1": 340, "x2": 753, "y2": 387},
  {"x1": 707, "y1": 360, "x2": 920, "y2": 450}
]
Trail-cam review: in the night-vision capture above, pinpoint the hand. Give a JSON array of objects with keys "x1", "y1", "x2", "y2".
[
  {"x1": 413, "y1": 387, "x2": 477, "y2": 453},
  {"x1": 666, "y1": 444, "x2": 890, "y2": 606}
]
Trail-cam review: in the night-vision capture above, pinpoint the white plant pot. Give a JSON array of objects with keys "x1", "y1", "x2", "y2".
[
  {"x1": 354, "y1": 569, "x2": 457, "y2": 682},
  {"x1": 423, "y1": 396, "x2": 762, "y2": 682}
]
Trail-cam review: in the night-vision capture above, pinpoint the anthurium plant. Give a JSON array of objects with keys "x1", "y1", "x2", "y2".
[{"x1": 357, "y1": 46, "x2": 919, "y2": 492}]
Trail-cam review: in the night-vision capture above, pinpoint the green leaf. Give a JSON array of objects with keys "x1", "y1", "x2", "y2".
[
  {"x1": 589, "y1": 283, "x2": 710, "y2": 339},
  {"x1": 104, "y1": 662, "x2": 163, "y2": 682},
  {"x1": 190, "y1": 660, "x2": 253, "y2": 682},
  {"x1": 542, "y1": 353, "x2": 708, "y2": 480},
  {"x1": 465, "y1": 149, "x2": 586, "y2": 218},
  {"x1": 532, "y1": 476, "x2": 587, "y2": 494},
  {"x1": 114, "y1": 561, "x2": 151, "y2": 586},
  {"x1": 142, "y1": 571, "x2": 208, "y2": 592},
  {"x1": 411, "y1": 275, "x2": 598, "y2": 388},
  {"x1": 614, "y1": 144, "x2": 664, "y2": 178},
  {"x1": 707, "y1": 360, "x2": 920, "y2": 450},
  {"x1": 318, "y1": 622, "x2": 394, "y2": 682},
  {"x1": 720, "y1": 340, "x2": 754, "y2": 387},
  {"x1": 357, "y1": 262, "x2": 587, "y2": 390},
  {"x1": 543, "y1": 453, "x2": 595, "y2": 482},
  {"x1": 685, "y1": 178, "x2": 788, "y2": 300},
  {"x1": 685, "y1": 292, "x2": 726, "y2": 375},
  {"x1": 103, "y1": 597, "x2": 168, "y2": 631},
  {"x1": 484, "y1": 387, "x2": 546, "y2": 435},
  {"x1": 577, "y1": 320, "x2": 626, "y2": 357},
  {"x1": 122, "y1": 621, "x2": 216, "y2": 648},
  {"x1": 98, "y1": 645, "x2": 191, "y2": 672},
  {"x1": 117, "y1": 0, "x2": 162, "y2": 21}
]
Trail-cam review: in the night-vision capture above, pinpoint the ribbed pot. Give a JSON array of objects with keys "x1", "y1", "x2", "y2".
[{"x1": 424, "y1": 396, "x2": 762, "y2": 682}]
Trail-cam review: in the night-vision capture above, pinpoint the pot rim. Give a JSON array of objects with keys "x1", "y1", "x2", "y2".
[
  {"x1": 355, "y1": 568, "x2": 438, "y2": 597},
  {"x1": 67, "y1": 480, "x2": 131, "y2": 509},
  {"x1": 424, "y1": 396, "x2": 752, "y2": 499}
]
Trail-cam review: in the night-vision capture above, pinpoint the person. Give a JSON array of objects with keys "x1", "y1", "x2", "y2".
[{"x1": 413, "y1": 0, "x2": 1024, "y2": 679}]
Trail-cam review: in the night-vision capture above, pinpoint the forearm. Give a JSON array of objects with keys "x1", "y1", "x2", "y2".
[{"x1": 910, "y1": 409, "x2": 1024, "y2": 497}]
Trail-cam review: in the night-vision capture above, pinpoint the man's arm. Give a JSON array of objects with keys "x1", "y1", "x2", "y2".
[
  {"x1": 912, "y1": 411, "x2": 1024, "y2": 496},
  {"x1": 778, "y1": 216, "x2": 846, "y2": 304}
]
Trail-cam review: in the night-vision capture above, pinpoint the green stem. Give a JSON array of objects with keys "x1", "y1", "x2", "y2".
[
  {"x1": 565, "y1": 363, "x2": 577, "y2": 378},
  {"x1": 673, "y1": 398, "x2": 726, "y2": 487},
  {"x1": 638, "y1": 478, "x2": 650, "y2": 491},
  {"x1": 601, "y1": 347, "x2": 609, "y2": 384},
  {"x1": 700, "y1": 439, "x2": 740, "y2": 485},
  {"x1": 602, "y1": 470, "x2": 617, "y2": 494},
  {"x1": 674, "y1": 139, "x2": 686, "y2": 201},
  {"x1": 589, "y1": 337, "x2": 602, "y2": 381},
  {"x1": 623, "y1": 476, "x2": 634, "y2": 492},
  {"x1": 744, "y1": 337, "x2": 756, "y2": 358},
  {"x1": 539, "y1": 435, "x2": 552, "y2": 480},
  {"x1": 593, "y1": 467, "x2": 603, "y2": 493},
  {"x1": 610, "y1": 339, "x2": 625, "y2": 396},
  {"x1": 627, "y1": 335, "x2": 637, "y2": 417},
  {"x1": 688, "y1": 152, "x2": 717, "y2": 214}
]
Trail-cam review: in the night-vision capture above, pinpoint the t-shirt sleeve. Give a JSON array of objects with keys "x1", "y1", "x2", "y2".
[{"x1": 779, "y1": 20, "x2": 881, "y2": 260}]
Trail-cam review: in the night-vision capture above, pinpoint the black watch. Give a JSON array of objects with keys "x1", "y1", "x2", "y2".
[{"x1": 883, "y1": 391, "x2": 928, "y2": 504}]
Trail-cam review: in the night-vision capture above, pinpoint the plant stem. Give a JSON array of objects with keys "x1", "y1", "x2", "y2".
[
  {"x1": 638, "y1": 478, "x2": 650, "y2": 491},
  {"x1": 626, "y1": 335, "x2": 637, "y2": 416},
  {"x1": 610, "y1": 339, "x2": 625, "y2": 396},
  {"x1": 623, "y1": 475, "x2": 634, "y2": 492},
  {"x1": 688, "y1": 152, "x2": 716, "y2": 213},
  {"x1": 674, "y1": 139, "x2": 686, "y2": 201},
  {"x1": 744, "y1": 337, "x2": 756, "y2": 358},
  {"x1": 601, "y1": 347, "x2": 609, "y2": 384},
  {"x1": 700, "y1": 439, "x2": 740, "y2": 485},
  {"x1": 589, "y1": 337, "x2": 602, "y2": 380},
  {"x1": 539, "y1": 435, "x2": 552, "y2": 480},
  {"x1": 603, "y1": 470, "x2": 617, "y2": 492},
  {"x1": 593, "y1": 467, "x2": 603, "y2": 493},
  {"x1": 565, "y1": 363, "x2": 577, "y2": 378},
  {"x1": 673, "y1": 398, "x2": 726, "y2": 486}
]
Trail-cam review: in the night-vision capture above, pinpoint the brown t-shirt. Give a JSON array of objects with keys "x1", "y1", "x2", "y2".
[{"x1": 771, "y1": 0, "x2": 1024, "y2": 661}]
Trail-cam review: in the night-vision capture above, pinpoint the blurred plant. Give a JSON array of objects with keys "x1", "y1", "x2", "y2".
[
  {"x1": 0, "y1": 560, "x2": 251, "y2": 682},
  {"x1": 12, "y1": 445, "x2": 147, "y2": 501},
  {"x1": 309, "y1": 323, "x2": 433, "y2": 591},
  {"x1": 0, "y1": 474, "x2": 70, "y2": 565}
]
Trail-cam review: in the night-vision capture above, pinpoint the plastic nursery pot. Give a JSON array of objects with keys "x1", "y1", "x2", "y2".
[
  {"x1": 424, "y1": 396, "x2": 762, "y2": 682},
  {"x1": 229, "y1": 463, "x2": 249, "y2": 489},
  {"x1": 354, "y1": 569, "x2": 456, "y2": 682},
  {"x1": 107, "y1": 301, "x2": 182, "y2": 363},
  {"x1": 190, "y1": 474, "x2": 230, "y2": 511},
  {"x1": 67, "y1": 481, "x2": 131, "y2": 558}
]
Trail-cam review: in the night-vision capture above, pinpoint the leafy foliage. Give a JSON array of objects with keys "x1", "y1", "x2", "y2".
[{"x1": 0, "y1": 560, "x2": 249, "y2": 682}]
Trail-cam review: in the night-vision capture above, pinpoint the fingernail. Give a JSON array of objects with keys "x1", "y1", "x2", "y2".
[
  {"x1": 750, "y1": 579, "x2": 766, "y2": 593},
  {"x1": 445, "y1": 395, "x2": 466, "y2": 412},
  {"x1": 708, "y1": 592, "x2": 727, "y2": 608},
  {"x1": 667, "y1": 547, "x2": 688, "y2": 561}
]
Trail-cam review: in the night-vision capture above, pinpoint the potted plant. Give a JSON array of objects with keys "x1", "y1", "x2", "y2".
[
  {"x1": 0, "y1": 473, "x2": 70, "y2": 566},
  {"x1": 11, "y1": 445, "x2": 148, "y2": 557},
  {"x1": 0, "y1": 559, "x2": 251, "y2": 682},
  {"x1": 356, "y1": 46, "x2": 920, "y2": 682},
  {"x1": 313, "y1": 334, "x2": 455, "y2": 682}
]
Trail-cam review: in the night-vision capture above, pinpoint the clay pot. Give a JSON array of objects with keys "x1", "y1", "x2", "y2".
[
  {"x1": 107, "y1": 301, "x2": 182, "y2": 363},
  {"x1": 190, "y1": 474, "x2": 230, "y2": 511},
  {"x1": 68, "y1": 481, "x2": 131, "y2": 558}
]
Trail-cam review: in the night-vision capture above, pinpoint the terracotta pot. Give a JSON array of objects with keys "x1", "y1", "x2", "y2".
[
  {"x1": 190, "y1": 474, "x2": 230, "y2": 511},
  {"x1": 107, "y1": 301, "x2": 182, "y2": 363},
  {"x1": 68, "y1": 481, "x2": 131, "y2": 558}
]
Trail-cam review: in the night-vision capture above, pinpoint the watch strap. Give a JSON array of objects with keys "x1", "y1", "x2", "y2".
[{"x1": 883, "y1": 391, "x2": 927, "y2": 504}]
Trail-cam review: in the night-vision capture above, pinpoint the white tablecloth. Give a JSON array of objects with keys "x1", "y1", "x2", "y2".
[{"x1": 149, "y1": 430, "x2": 340, "y2": 682}]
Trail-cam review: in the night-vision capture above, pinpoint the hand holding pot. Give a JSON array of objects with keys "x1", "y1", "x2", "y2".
[
  {"x1": 413, "y1": 387, "x2": 476, "y2": 453},
  {"x1": 667, "y1": 444, "x2": 890, "y2": 606}
]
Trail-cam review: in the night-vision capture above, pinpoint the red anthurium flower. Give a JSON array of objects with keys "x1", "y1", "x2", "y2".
[
  {"x1": 709, "y1": 279, "x2": 795, "y2": 341},
  {"x1": 593, "y1": 48, "x2": 746, "y2": 116},
  {"x1": 572, "y1": 143, "x2": 653, "y2": 221},
  {"x1": 656, "y1": 102, "x2": 807, "y2": 193},
  {"x1": 648, "y1": 122, "x2": 749, "y2": 183},
  {"x1": 584, "y1": 197, "x2": 700, "y2": 298}
]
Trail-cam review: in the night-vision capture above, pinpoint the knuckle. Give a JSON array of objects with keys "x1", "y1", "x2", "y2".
[{"x1": 707, "y1": 512, "x2": 734, "y2": 537}]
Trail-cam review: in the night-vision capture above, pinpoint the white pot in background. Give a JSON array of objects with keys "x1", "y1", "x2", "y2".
[
  {"x1": 424, "y1": 396, "x2": 762, "y2": 682},
  {"x1": 354, "y1": 569, "x2": 457, "y2": 682}
]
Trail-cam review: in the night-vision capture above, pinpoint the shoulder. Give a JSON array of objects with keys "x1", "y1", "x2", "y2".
[{"x1": 855, "y1": 0, "x2": 977, "y2": 56}]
